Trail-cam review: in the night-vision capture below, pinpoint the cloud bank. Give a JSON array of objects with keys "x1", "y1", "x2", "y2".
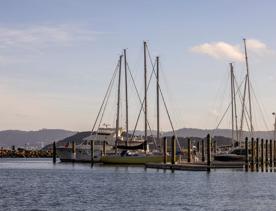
[
  {"x1": 190, "y1": 39, "x2": 273, "y2": 61},
  {"x1": 0, "y1": 24, "x2": 99, "y2": 49}
]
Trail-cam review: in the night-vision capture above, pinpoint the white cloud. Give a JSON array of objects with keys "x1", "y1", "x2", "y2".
[
  {"x1": 0, "y1": 24, "x2": 99, "y2": 49},
  {"x1": 190, "y1": 39, "x2": 274, "y2": 61}
]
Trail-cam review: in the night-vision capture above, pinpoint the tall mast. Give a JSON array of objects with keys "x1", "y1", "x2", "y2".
[
  {"x1": 244, "y1": 38, "x2": 253, "y2": 136},
  {"x1": 230, "y1": 63, "x2": 235, "y2": 147},
  {"x1": 144, "y1": 41, "x2": 148, "y2": 152},
  {"x1": 156, "y1": 56, "x2": 160, "y2": 149},
  {"x1": 115, "y1": 55, "x2": 122, "y2": 154},
  {"x1": 233, "y1": 69, "x2": 239, "y2": 143},
  {"x1": 124, "y1": 49, "x2": 129, "y2": 146}
]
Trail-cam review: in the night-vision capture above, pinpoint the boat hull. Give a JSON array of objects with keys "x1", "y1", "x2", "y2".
[{"x1": 214, "y1": 154, "x2": 245, "y2": 162}]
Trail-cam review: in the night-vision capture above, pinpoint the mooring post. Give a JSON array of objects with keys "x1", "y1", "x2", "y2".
[
  {"x1": 53, "y1": 141, "x2": 56, "y2": 164},
  {"x1": 245, "y1": 137, "x2": 249, "y2": 172},
  {"x1": 207, "y1": 134, "x2": 211, "y2": 172},
  {"x1": 256, "y1": 138, "x2": 259, "y2": 171},
  {"x1": 265, "y1": 139, "x2": 268, "y2": 172},
  {"x1": 270, "y1": 139, "x2": 273, "y2": 172},
  {"x1": 163, "y1": 137, "x2": 167, "y2": 164},
  {"x1": 187, "y1": 138, "x2": 191, "y2": 163},
  {"x1": 72, "y1": 141, "x2": 76, "y2": 162},
  {"x1": 103, "y1": 141, "x2": 106, "y2": 156},
  {"x1": 213, "y1": 140, "x2": 217, "y2": 154},
  {"x1": 197, "y1": 141, "x2": 200, "y2": 155},
  {"x1": 251, "y1": 138, "x2": 255, "y2": 172},
  {"x1": 201, "y1": 139, "x2": 205, "y2": 162},
  {"x1": 261, "y1": 139, "x2": 264, "y2": 172},
  {"x1": 171, "y1": 136, "x2": 176, "y2": 165},
  {"x1": 90, "y1": 140, "x2": 94, "y2": 164},
  {"x1": 274, "y1": 140, "x2": 276, "y2": 171}
]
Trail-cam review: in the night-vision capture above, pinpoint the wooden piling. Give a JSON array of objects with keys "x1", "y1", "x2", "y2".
[
  {"x1": 103, "y1": 141, "x2": 106, "y2": 156},
  {"x1": 90, "y1": 140, "x2": 94, "y2": 164},
  {"x1": 270, "y1": 139, "x2": 273, "y2": 172},
  {"x1": 201, "y1": 139, "x2": 205, "y2": 162},
  {"x1": 207, "y1": 134, "x2": 211, "y2": 172},
  {"x1": 245, "y1": 137, "x2": 249, "y2": 172},
  {"x1": 171, "y1": 136, "x2": 176, "y2": 165},
  {"x1": 213, "y1": 140, "x2": 217, "y2": 154},
  {"x1": 261, "y1": 139, "x2": 264, "y2": 172},
  {"x1": 197, "y1": 141, "x2": 200, "y2": 155},
  {"x1": 53, "y1": 141, "x2": 56, "y2": 164},
  {"x1": 72, "y1": 141, "x2": 76, "y2": 162},
  {"x1": 274, "y1": 140, "x2": 276, "y2": 171},
  {"x1": 187, "y1": 138, "x2": 191, "y2": 163},
  {"x1": 163, "y1": 137, "x2": 167, "y2": 164},
  {"x1": 251, "y1": 138, "x2": 254, "y2": 172},
  {"x1": 256, "y1": 138, "x2": 259, "y2": 171},
  {"x1": 265, "y1": 139, "x2": 268, "y2": 172}
]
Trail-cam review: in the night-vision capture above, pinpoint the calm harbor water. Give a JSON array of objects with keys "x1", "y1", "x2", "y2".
[{"x1": 1, "y1": 159, "x2": 276, "y2": 211}]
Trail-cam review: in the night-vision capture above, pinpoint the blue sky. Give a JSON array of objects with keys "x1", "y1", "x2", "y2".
[{"x1": 0, "y1": 0, "x2": 276, "y2": 131}]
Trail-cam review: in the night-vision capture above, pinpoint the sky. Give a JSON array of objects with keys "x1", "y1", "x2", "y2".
[{"x1": 0, "y1": 0, "x2": 276, "y2": 132}]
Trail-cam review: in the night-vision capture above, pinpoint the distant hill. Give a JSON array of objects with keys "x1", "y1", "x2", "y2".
[
  {"x1": 0, "y1": 129, "x2": 75, "y2": 148},
  {"x1": 164, "y1": 128, "x2": 275, "y2": 140},
  {"x1": 42, "y1": 131, "x2": 91, "y2": 150},
  {"x1": 1, "y1": 127, "x2": 274, "y2": 149}
]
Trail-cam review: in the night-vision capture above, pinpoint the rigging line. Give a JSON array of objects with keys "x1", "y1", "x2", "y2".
[
  {"x1": 127, "y1": 62, "x2": 157, "y2": 147},
  {"x1": 90, "y1": 60, "x2": 120, "y2": 133},
  {"x1": 212, "y1": 76, "x2": 247, "y2": 136},
  {"x1": 234, "y1": 77, "x2": 251, "y2": 136},
  {"x1": 96, "y1": 62, "x2": 120, "y2": 132},
  {"x1": 97, "y1": 74, "x2": 117, "y2": 132},
  {"x1": 145, "y1": 46, "x2": 181, "y2": 150},
  {"x1": 250, "y1": 81, "x2": 270, "y2": 131}
]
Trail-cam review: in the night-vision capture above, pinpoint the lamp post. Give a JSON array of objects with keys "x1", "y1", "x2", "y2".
[{"x1": 273, "y1": 112, "x2": 276, "y2": 141}]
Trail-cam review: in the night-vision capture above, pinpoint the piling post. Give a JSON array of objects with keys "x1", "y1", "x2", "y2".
[
  {"x1": 207, "y1": 134, "x2": 211, "y2": 172},
  {"x1": 201, "y1": 139, "x2": 205, "y2": 162},
  {"x1": 265, "y1": 139, "x2": 268, "y2": 172},
  {"x1": 187, "y1": 138, "x2": 191, "y2": 163},
  {"x1": 171, "y1": 136, "x2": 176, "y2": 165},
  {"x1": 270, "y1": 139, "x2": 273, "y2": 172},
  {"x1": 90, "y1": 140, "x2": 94, "y2": 164},
  {"x1": 103, "y1": 141, "x2": 106, "y2": 156},
  {"x1": 251, "y1": 138, "x2": 255, "y2": 172},
  {"x1": 213, "y1": 140, "x2": 217, "y2": 154},
  {"x1": 53, "y1": 141, "x2": 56, "y2": 164},
  {"x1": 261, "y1": 139, "x2": 264, "y2": 172},
  {"x1": 72, "y1": 141, "x2": 76, "y2": 162},
  {"x1": 245, "y1": 137, "x2": 249, "y2": 172},
  {"x1": 197, "y1": 141, "x2": 200, "y2": 155},
  {"x1": 256, "y1": 138, "x2": 259, "y2": 171},
  {"x1": 163, "y1": 137, "x2": 167, "y2": 164},
  {"x1": 274, "y1": 140, "x2": 276, "y2": 171}
]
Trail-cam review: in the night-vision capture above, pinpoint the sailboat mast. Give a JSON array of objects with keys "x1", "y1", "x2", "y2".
[
  {"x1": 115, "y1": 55, "x2": 123, "y2": 154},
  {"x1": 124, "y1": 49, "x2": 129, "y2": 145},
  {"x1": 230, "y1": 63, "x2": 235, "y2": 147},
  {"x1": 156, "y1": 56, "x2": 160, "y2": 149},
  {"x1": 233, "y1": 69, "x2": 239, "y2": 143},
  {"x1": 244, "y1": 38, "x2": 253, "y2": 136},
  {"x1": 144, "y1": 41, "x2": 148, "y2": 152}
]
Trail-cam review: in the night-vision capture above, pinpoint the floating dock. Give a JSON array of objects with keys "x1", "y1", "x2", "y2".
[{"x1": 146, "y1": 161, "x2": 244, "y2": 171}]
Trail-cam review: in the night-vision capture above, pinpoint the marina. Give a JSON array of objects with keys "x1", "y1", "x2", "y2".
[{"x1": 1, "y1": 1, "x2": 276, "y2": 210}]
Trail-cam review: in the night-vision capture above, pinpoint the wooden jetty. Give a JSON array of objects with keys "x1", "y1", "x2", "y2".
[{"x1": 145, "y1": 134, "x2": 276, "y2": 172}]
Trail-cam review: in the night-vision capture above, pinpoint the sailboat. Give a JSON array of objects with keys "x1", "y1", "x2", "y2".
[
  {"x1": 101, "y1": 42, "x2": 176, "y2": 164},
  {"x1": 214, "y1": 39, "x2": 254, "y2": 162}
]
